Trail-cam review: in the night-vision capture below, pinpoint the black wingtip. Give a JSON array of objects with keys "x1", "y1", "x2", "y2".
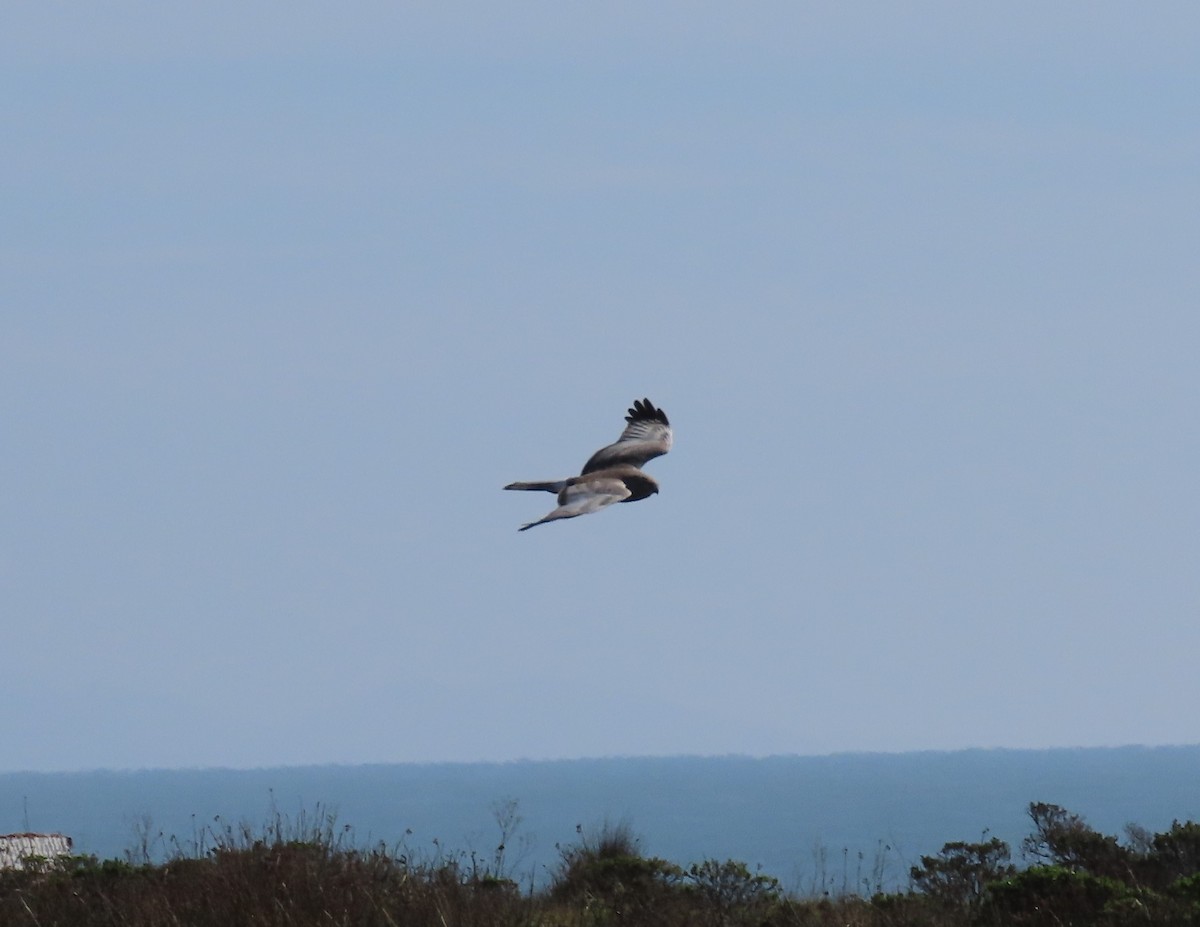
[{"x1": 626, "y1": 397, "x2": 669, "y2": 426}]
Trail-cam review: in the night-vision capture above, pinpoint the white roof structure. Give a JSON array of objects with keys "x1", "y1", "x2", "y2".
[{"x1": 0, "y1": 833, "x2": 73, "y2": 870}]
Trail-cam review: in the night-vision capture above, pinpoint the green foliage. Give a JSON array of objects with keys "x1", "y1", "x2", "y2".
[
  {"x1": 1151, "y1": 821, "x2": 1200, "y2": 885},
  {"x1": 984, "y1": 864, "x2": 1144, "y2": 925},
  {"x1": 684, "y1": 858, "x2": 782, "y2": 925},
  {"x1": 1022, "y1": 802, "x2": 1133, "y2": 880},
  {"x1": 550, "y1": 821, "x2": 684, "y2": 921},
  {"x1": 909, "y1": 836, "x2": 1015, "y2": 907},
  {"x1": 1167, "y1": 870, "x2": 1200, "y2": 911}
]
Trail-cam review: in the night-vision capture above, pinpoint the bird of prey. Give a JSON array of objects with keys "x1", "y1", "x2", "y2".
[{"x1": 504, "y1": 398, "x2": 672, "y2": 531}]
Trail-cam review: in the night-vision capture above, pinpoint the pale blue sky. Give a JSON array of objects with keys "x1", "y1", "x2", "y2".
[{"x1": 3, "y1": 4, "x2": 1198, "y2": 772}]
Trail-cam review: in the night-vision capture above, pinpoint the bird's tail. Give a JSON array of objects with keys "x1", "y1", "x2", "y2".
[{"x1": 504, "y1": 479, "x2": 568, "y2": 493}]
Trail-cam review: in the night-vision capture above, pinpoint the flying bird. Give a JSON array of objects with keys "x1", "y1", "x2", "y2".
[{"x1": 504, "y1": 398, "x2": 672, "y2": 531}]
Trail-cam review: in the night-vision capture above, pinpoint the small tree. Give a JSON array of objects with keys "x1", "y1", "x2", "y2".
[
  {"x1": 684, "y1": 859, "x2": 781, "y2": 925},
  {"x1": 909, "y1": 836, "x2": 1016, "y2": 907},
  {"x1": 1150, "y1": 820, "x2": 1200, "y2": 885},
  {"x1": 1022, "y1": 802, "x2": 1132, "y2": 880}
]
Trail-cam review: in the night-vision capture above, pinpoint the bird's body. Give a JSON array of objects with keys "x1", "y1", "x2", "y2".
[{"x1": 504, "y1": 398, "x2": 671, "y2": 531}]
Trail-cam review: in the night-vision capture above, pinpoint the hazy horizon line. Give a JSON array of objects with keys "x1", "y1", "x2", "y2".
[{"x1": 6, "y1": 741, "x2": 1197, "y2": 778}]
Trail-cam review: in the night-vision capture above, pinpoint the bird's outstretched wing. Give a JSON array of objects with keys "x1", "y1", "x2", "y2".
[
  {"x1": 580, "y1": 398, "x2": 672, "y2": 474},
  {"x1": 518, "y1": 477, "x2": 632, "y2": 531}
]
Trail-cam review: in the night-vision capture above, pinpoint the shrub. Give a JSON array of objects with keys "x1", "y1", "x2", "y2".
[
  {"x1": 684, "y1": 858, "x2": 782, "y2": 925},
  {"x1": 909, "y1": 837, "x2": 1015, "y2": 907},
  {"x1": 549, "y1": 821, "x2": 684, "y2": 919},
  {"x1": 984, "y1": 864, "x2": 1142, "y2": 925},
  {"x1": 1021, "y1": 802, "x2": 1132, "y2": 881},
  {"x1": 1148, "y1": 821, "x2": 1200, "y2": 887}
]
